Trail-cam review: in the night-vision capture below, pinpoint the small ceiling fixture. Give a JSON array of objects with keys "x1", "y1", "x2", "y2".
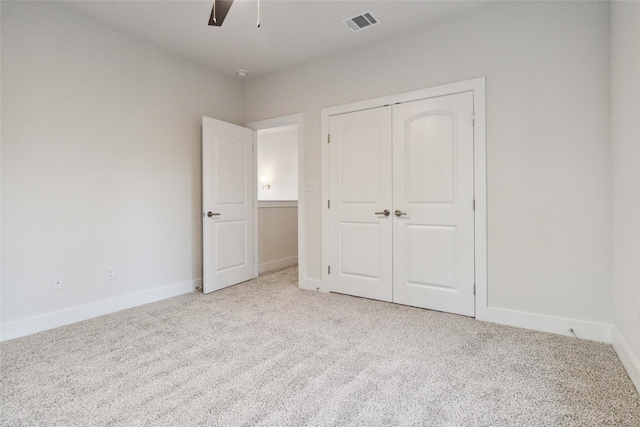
[
  {"x1": 237, "y1": 70, "x2": 249, "y2": 78},
  {"x1": 343, "y1": 11, "x2": 380, "y2": 32}
]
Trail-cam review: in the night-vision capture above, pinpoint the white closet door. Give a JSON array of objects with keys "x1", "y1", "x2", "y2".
[
  {"x1": 202, "y1": 116, "x2": 254, "y2": 293},
  {"x1": 328, "y1": 107, "x2": 393, "y2": 302},
  {"x1": 392, "y1": 92, "x2": 475, "y2": 316}
]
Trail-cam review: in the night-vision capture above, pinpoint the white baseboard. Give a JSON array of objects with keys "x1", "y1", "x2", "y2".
[
  {"x1": 300, "y1": 277, "x2": 322, "y2": 292},
  {"x1": 1, "y1": 279, "x2": 199, "y2": 342},
  {"x1": 259, "y1": 256, "x2": 298, "y2": 274},
  {"x1": 612, "y1": 327, "x2": 640, "y2": 393},
  {"x1": 481, "y1": 307, "x2": 612, "y2": 343}
]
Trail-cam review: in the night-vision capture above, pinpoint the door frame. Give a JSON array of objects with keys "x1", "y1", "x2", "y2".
[
  {"x1": 245, "y1": 113, "x2": 305, "y2": 285},
  {"x1": 320, "y1": 77, "x2": 487, "y2": 320}
]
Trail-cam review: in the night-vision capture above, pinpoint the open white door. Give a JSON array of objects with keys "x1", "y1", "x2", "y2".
[{"x1": 202, "y1": 116, "x2": 254, "y2": 293}]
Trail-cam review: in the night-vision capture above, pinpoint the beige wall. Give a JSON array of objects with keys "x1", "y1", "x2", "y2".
[
  {"x1": 244, "y1": 1, "x2": 612, "y2": 323},
  {"x1": 259, "y1": 206, "x2": 298, "y2": 273},
  {"x1": 257, "y1": 125, "x2": 298, "y2": 202},
  {"x1": 1, "y1": 2, "x2": 244, "y2": 326},
  {"x1": 611, "y1": 1, "x2": 640, "y2": 388}
]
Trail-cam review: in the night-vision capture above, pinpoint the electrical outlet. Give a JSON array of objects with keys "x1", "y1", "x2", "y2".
[
  {"x1": 53, "y1": 275, "x2": 64, "y2": 290},
  {"x1": 106, "y1": 266, "x2": 116, "y2": 281},
  {"x1": 306, "y1": 181, "x2": 317, "y2": 192}
]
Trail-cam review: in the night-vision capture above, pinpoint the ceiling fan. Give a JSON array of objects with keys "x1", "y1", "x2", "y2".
[{"x1": 209, "y1": 0, "x2": 261, "y2": 27}]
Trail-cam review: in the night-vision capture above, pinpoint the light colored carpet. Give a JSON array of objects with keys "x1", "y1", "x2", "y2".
[{"x1": 1, "y1": 266, "x2": 639, "y2": 426}]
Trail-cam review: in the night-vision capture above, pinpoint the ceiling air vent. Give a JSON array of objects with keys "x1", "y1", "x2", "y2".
[{"x1": 343, "y1": 11, "x2": 380, "y2": 32}]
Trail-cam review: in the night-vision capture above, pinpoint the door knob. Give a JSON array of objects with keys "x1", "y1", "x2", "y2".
[
  {"x1": 207, "y1": 211, "x2": 221, "y2": 217},
  {"x1": 394, "y1": 210, "x2": 407, "y2": 217},
  {"x1": 375, "y1": 209, "x2": 390, "y2": 217}
]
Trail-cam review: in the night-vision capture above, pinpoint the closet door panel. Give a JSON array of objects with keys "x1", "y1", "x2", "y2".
[
  {"x1": 328, "y1": 107, "x2": 393, "y2": 302},
  {"x1": 393, "y1": 92, "x2": 475, "y2": 316},
  {"x1": 406, "y1": 114, "x2": 455, "y2": 203}
]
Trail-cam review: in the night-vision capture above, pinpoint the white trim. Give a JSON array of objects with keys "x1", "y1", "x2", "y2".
[
  {"x1": 320, "y1": 77, "x2": 488, "y2": 310},
  {"x1": 259, "y1": 256, "x2": 298, "y2": 274},
  {"x1": 252, "y1": 130, "x2": 259, "y2": 278},
  {"x1": 320, "y1": 110, "x2": 331, "y2": 293},
  {"x1": 246, "y1": 113, "x2": 304, "y2": 132},
  {"x1": 471, "y1": 79, "x2": 488, "y2": 321},
  {"x1": 612, "y1": 327, "x2": 640, "y2": 393},
  {"x1": 300, "y1": 278, "x2": 322, "y2": 292},
  {"x1": 258, "y1": 201, "x2": 298, "y2": 208},
  {"x1": 321, "y1": 78, "x2": 486, "y2": 117},
  {"x1": 1, "y1": 279, "x2": 198, "y2": 342},
  {"x1": 245, "y1": 114, "x2": 305, "y2": 289},
  {"x1": 483, "y1": 307, "x2": 612, "y2": 343}
]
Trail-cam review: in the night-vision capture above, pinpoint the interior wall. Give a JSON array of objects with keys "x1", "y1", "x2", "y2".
[
  {"x1": 0, "y1": 1, "x2": 3, "y2": 334},
  {"x1": 611, "y1": 1, "x2": 640, "y2": 388},
  {"x1": 243, "y1": 1, "x2": 612, "y2": 324},
  {"x1": 258, "y1": 206, "x2": 298, "y2": 273},
  {"x1": 257, "y1": 125, "x2": 298, "y2": 201},
  {"x1": 1, "y1": 2, "x2": 244, "y2": 328}
]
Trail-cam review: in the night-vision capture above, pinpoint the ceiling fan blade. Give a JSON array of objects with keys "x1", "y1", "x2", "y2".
[{"x1": 208, "y1": 0, "x2": 234, "y2": 27}]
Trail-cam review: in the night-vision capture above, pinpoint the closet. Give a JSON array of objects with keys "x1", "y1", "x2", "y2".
[{"x1": 327, "y1": 91, "x2": 475, "y2": 316}]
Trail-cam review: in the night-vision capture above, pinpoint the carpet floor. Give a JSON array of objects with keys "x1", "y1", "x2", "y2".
[{"x1": 1, "y1": 266, "x2": 639, "y2": 426}]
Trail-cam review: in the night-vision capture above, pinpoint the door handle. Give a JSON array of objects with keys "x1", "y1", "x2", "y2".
[
  {"x1": 207, "y1": 211, "x2": 221, "y2": 217},
  {"x1": 375, "y1": 209, "x2": 390, "y2": 217},
  {"x1": 394, "y1": 210, "x2": 407, "y2": 217}
]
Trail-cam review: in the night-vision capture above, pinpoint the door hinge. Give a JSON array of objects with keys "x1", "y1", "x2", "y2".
[
  {"x1": 472, "y1": 113, "x2": 475, "y2": 126},
  {"x1": 328, "y1": 200, "x2": 331, "y2": 209},
  {"x1": 473, "y1": 199, "x2": 476, "y2": 210},
  {"x1": 328, "y1": 134, "x2": 331, "y2": 143},
  {"x1": 474, "y1": 284, "x2": 476, "y2": 295},
  {"x1": 328, "y1": 266, "x2": 331, "y2": 274}
]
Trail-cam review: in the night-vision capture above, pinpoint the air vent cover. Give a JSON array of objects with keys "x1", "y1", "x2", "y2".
[{"x1": 343, "y1": 11, "x2": 380, "y2": 32}]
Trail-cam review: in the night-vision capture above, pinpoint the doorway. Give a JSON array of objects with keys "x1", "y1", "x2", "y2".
[
  {"x1": 246, "y1": 114, "x2": 304, "y2": 282},
  {"x1": 256, "y1": 124, "x2": 298, "y2": 273}
]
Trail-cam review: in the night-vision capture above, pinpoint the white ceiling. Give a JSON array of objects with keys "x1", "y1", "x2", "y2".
[{"x1": 61, "y1": 0, "x2": 488, "y2": 80}]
